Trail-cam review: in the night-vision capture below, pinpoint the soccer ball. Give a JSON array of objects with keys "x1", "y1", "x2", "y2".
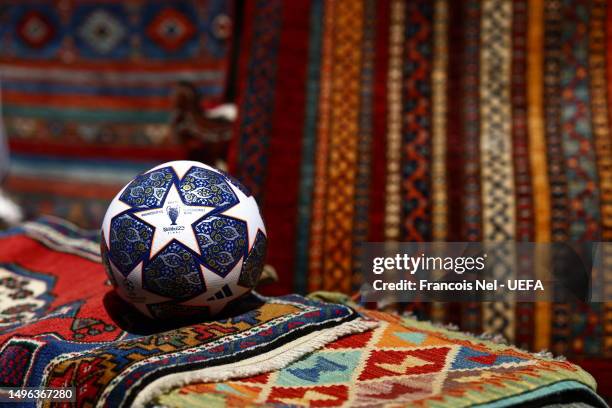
[{"x1": 100, "y1": 160, "x2": 267, "y2": 319}]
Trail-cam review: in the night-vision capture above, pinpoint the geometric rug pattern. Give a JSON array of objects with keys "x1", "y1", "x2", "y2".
[
  {"x1": 0, "y1": 0, "x2": 233, "y2": 228},
  {"x1": 157, "y1": 309, "x2": 603, "y2": 407},
  {"x1": 231, "y1": 0, "x2": 612, "y2": 367},
  {"x1": 0, "y1": 219, "x2": 370, "y2": 407}
]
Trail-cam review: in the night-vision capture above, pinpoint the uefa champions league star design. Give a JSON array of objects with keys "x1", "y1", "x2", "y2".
[
  {"x1": 220, "y1": 179, "x2": 266, "y2": 251},
  {"x1": 106, "y1": 260, "x2": 174, "y2": 317},
  {"x1": 102, "y1": 164, "x2": 265, "y2": 259},
  {"x1": 101, "y1": 185, "x2": 132, "y2": 250},
  {"x1": 132, "y1": 184, "x2": 214, "y2": 257},
  {"x1": 107, "y1": 250, "x2": 250, "y2": 317}
]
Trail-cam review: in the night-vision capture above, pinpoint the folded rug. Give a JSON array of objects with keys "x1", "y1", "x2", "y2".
[
  {"x1": 0, "y1": 217, "x2": 376, "y2": 407},
  {"x1": 156, "y1": 305, "x2": 606, "y2": 408}
]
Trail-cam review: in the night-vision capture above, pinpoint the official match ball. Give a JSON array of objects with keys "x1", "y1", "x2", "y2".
[{"x1": 100, "y1": 160, "x2": 267, "y2": 319}]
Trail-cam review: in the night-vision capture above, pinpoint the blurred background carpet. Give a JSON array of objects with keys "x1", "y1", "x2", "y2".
[
  {"x1": 0, "y1": 0, "x2": 233, "y2": 226},
  {"x1": 229, "y1": 0, "x2": 612, "y2": 396}
]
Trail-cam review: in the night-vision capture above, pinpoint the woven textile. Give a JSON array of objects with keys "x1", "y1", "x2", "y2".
[
  {"x1": 230, "y1": 0, "x2": 612, "y2": 367},
  {"x1": 0, "y1": 218, "x2": 374, "y2": 407},
  {"x1": 0, "y1": 0, "x2": 233, "y2": 228},
  {"x1": 156, "y1": 306, "x2": 604, "y2": 408}
]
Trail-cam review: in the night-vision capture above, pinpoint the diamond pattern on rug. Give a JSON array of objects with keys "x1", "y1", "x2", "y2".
[
  {"x1": 375, "y1": 322, "x2": 449, "y2": 348},
  {"x1": 450, "y1": 346, "x2": 526, "y2": 370},
  {"x1": 157, "y1": 308, "x2": 601, "y2": 407},
  {"x1": 0, "y1": 219, "x2": 372, "y2": 408},
  {"x1": 268, "y1": 385, "x2": 349, "y2": 407},
  {"x1": 78, "y1": 9, "x2": 127, "y2": 55},
  {"x1": 17, "y1": 10, "x2": 55, "y2": 48},
  {"x1": 355, "y1": 374, "x2": 437, "y2": 404},
  {"x1": 278, "y1": 351, "x2": 362, "y2": 385},
  {"x1": 146, "y1": 7, "x2": 196, "y2": 52},
  {"x1": 359, "y1": 347, "x2": 451, "y2": 380}
]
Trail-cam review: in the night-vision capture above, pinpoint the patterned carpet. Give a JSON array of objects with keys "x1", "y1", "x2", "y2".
[
  {"x1": 0, "y1": 0, "x2": 233, "y2": 228},
  {"x1": 0, "y1": 217, "x2": 605, "y2": 406},
  {"x1": 230, "y1": 0, "x2": 612, "y2": 366},
  {"x1": 156, "y1": 301, "x2": 605, "y2": 407},
  {"x1": 0, "y1": 218, "x2": 374, "y2": 407}
]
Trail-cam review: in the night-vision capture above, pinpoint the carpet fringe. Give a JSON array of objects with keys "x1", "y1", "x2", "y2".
[
  {"x1": 132, "y1": 317, "x2": 378, "y2": 408},
  {"x1": 438, "y1": 326, "x2": 567, "y2": 361},
  {"x1": 399, "y1": 311, "x2": 568, "y2": 362}
]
